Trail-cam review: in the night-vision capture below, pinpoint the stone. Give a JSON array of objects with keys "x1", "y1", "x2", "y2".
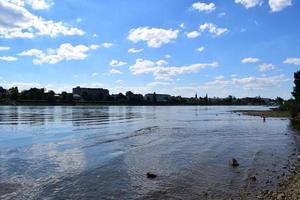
[
  {"x1": 277, "y1": 193, "x2": 285, "y2": 200},
  {"x1": 229, "y1": 158, "x2": 239, "y2": 167},
  {"x1": 146, "y1": 172, "x2": 157, "y2": 179},
  {"x1": 249, "y1": 175, "x2": 257, "y2": 182}
]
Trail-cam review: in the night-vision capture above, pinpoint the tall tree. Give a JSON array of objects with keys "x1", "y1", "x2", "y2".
[{"x1": 292, "y1": 71, "x2": 300, "y2": 102}]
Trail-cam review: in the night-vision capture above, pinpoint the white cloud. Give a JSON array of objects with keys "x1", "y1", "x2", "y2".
[
  {"x1": 101, "y1": 43, "x2": 113, "y2": 48},
  {"x1": 19, "y1": 43, "x2": 97, "y2": 64},
  {"x1": 128, "y1": 48, "x2": 143, "y2": 53},
  {"x1": 89, "y1": 44, "x2": 99, "y2": 50},
  {"x1": 192, "y1": 2, "x2": 216, "y2": 13},
  {"x1": 241, "y1": 57, "x2": 260, "y2": 63},
  {"x1": 215, "y1": 75, "x2": 225, "y2": 80},
  {"x1": 6, "y1": 0, "x2": 54, "y2": 10},
  {"x1": 0, "y1": 56, "x2": 17, "y2": 61},
  {"x1": 0, "y1": 46, "x2": 10, "y2": 51},
  {"x1": 0, "y1": 1, "x2": 84, "y2": 39},
  {"x1": 109, "y1": 60, "x2": 127, "y2": 67},
  {"x1": 110, "y1": 69, "x2": 123, "y2": 74},
  {"x1": 130, "y1": 58, "x2": 218, "y2": 81},
  {"x1": 269, "y1": 0, "x2": 292, "y2": 12},
  {"x1": 197, "y1": 46, "x2": 205, "y2": 52},
  {"x1": 187, "y1": 31, "x2": 200, "y2": 38},
  {"x1": 165, "y1": 54, "x2": 171, "y2": 59},
  {"x1": 92, "y1": 73, "x2": 98, "y2": 76},
  {"x1": 205, "y1": 74, "x2": 288, "y2": 90},
  {"x1": 180, "y1": 23, "x2": 185, "y2": 29},
  {"x1": 128, "y1": 27, "x2": 179, "y2": 48},
  {"x1": 156, "y1": 60, "x2": 168, "y2": 66},
  {"x1": 259, "y1": 63, "x2": 276, "y2": 72},
  {"x1": 27, "y1": 0, "x2": 54, "y2": 10},
  {"x1": 235, "y1": 0, "x2": 263, "y2": 8},
  {"x1": 76, "y1": 18, "x2": 82, "y2": 23},
  {"x1": 284, "y1": 57, "x2": 300, "y2": 66},
  {"x1": 199, "y1": 23, "x2": 228, "y2": 37}
]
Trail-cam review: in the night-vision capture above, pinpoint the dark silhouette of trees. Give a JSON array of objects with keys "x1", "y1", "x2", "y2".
[
  {"x1": 276, "y1": 97, "x2": 284, "y2": 106},
  {"x1": 152, "y1": 92, "x2": 157, "y2": 103},
  {"x1": 60, "y1": 91, "x2": 74, "y2": 104},
  {"x1": 8, "y1": 87, "x2": 19, "y2": 101},
  {"x1": 292, "y1": 71, "x2": 300, "y2": 101},
  {"x1": 46, "y1": 90, "x2": 56, "y2": 105}
]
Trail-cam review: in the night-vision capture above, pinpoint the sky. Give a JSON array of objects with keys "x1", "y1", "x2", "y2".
[{"x1": 0, "y1": 0, "x2": 300, "y2": 98}]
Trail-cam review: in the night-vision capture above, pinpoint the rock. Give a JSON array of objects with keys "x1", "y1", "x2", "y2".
[
  {"x1": 277, "y1": 193, "x2": 285, "y2": 200},
  {"x1": 146, "y1": 172, "x2": 157, "y2": 179},
  {"x1": 249, "y1": 175, "x2": 257, "y2": 182},
  {"x1": 229, "y1": 158, "x2": 239, "y2": 167}
]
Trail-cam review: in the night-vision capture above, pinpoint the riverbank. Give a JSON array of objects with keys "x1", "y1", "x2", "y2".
[
  {"x1": 259, "y1": 161, "x2": 300, "y2": 200},
  {"x1": 235, "y1": 109, "x2": 300, "y2": 199}
]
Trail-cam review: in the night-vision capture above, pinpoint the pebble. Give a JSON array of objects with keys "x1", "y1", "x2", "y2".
[{"x1": 146, "y1": 172, "x2": 157, "y2": 179}]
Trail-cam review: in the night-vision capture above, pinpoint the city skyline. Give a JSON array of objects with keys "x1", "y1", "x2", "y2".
[{"x1": 0, "y1": 0, "x2": 300, "y2": 98}]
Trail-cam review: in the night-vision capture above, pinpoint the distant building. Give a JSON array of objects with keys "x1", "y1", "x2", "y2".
[
  {"x1": 144, "y1": 93, "x2": 171, "y2": 103},
  {"x1": 72, "y1": 87, "x2": 109, "y2": 100}
]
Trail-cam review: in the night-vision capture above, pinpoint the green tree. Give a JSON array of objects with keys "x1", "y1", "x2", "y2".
[
  {"x1": 292, "y1": 71, "x2": 300, "y2": 102},
  {"x1": 8, "y1": 87, "x2": 19, "y2": 101},
  {"x1": 275, "y1": 97, "x2": 284, "y2": 106},
  {"x1": 46, "y1": 90, "x2": 56, "y2": 105}
]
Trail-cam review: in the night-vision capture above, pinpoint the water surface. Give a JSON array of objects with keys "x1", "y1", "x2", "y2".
[{"x1": 0, "y1": 106, "x2": 299, "y2": 199}]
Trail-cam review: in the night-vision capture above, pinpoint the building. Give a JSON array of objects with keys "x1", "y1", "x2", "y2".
[
  {"x1": 72, "y1": 87, "x2": 109, "y2": 100},
  {"x1": 144, "y1": 93, "x2": 171, "y2": 103}
]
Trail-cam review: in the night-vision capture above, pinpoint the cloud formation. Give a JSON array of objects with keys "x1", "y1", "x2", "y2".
[
  {"x1": 0, "y1": 56, "x2": 17, "y2": 61},
  {"x1": 128, "y1": 27, "x2": 179, "y2": 48},
  {"x1": 235, "y1": 0, "x2": 292, "y2": 12},
  {"x1": 259, "y1": 63, "x2": 276, "y2": 72},
  {"x1": 284, "y1": 57, "x2": 300, "y2": 66},
  {"x1": 128, "y1": 48, "x2": 143, "y2": 53},
  {"x1": 199, "y1": 23, "x2": 228, "y2": 37},
  {"x1": 6, "y1": 0, "x2": 54, "y2": 10},
  {"x1": 269, "y1": 0, "x2": 292, "y2": 12},
  {"x1": 0, "y1": 46, "x2": 10, "y2": 51},
  {"x1": 235, "y1": 0, "x2": 263, "y2": 8},
  {"x1": 187, "y1": 31, "x2": 200, "y2": 38},
  {"x1": 241, "y1": 57, "x2": 260, "y2": 63},
  {"x1": 192, "y1": 2, "x2": 216, "y2": 13},
  {"x1": 130, "y1": 58, "x2": 218, "y2": 81},
  {"x1": 0, "y1": 1, "x2": 84, "y2": 39},
  {"x1": 110, "y1": 69, "x2": 123, "y2": 74},
  {"x1": 19, "y1": 43, "x2": 97, "y2": 64},
  {"x1": 109, "y1": 60, "x2": 127, "y2": 67}
]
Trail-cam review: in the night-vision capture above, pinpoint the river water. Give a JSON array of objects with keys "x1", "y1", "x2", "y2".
[{"x1": 0, "y1": 106, "x2": 299, "y2": 199}]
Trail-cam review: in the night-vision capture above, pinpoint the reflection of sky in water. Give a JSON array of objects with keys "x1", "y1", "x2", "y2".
[{"x1": 0, "y1": 106, "x2": 299, "y2": 199}]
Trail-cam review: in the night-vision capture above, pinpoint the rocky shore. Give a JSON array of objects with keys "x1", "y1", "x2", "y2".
[
  {"x1": 259, "y1": 162, "x2": 300, "y2": 200},
  {"x1": 236, "y1": 109, "x2": 300, "y2": 199}
]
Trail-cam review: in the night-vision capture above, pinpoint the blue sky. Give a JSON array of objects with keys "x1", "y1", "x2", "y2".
[{"x1": 0, "y1": 0, "x2": 299, "y2": 98}]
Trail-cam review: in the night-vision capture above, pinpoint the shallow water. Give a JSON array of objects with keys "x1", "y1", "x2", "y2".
[{"x1": 0, "y1": 106, "x2": 299, "y2": 199}]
